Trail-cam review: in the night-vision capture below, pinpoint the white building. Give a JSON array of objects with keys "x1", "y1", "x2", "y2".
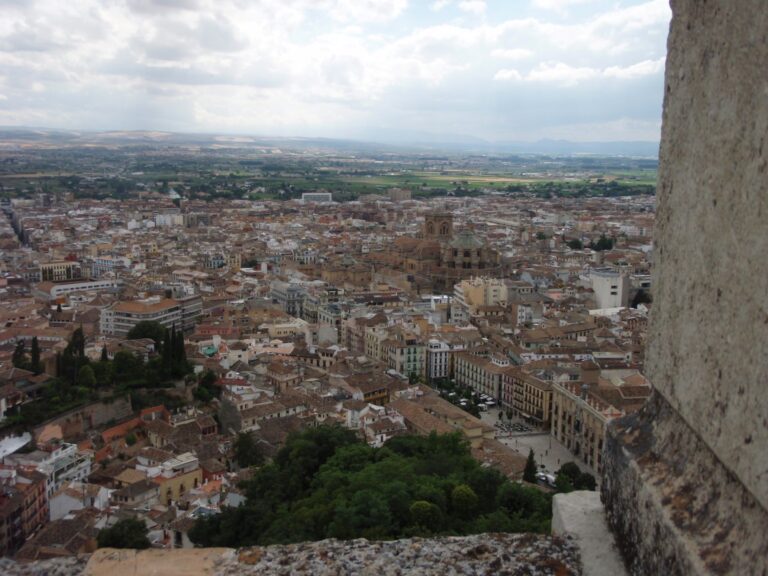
[
  {"x1": 427, "y1": 339, "x2": 452, "y2": 381},
  {"x1": 100, "y1": 295, "x2": 202, "y2": 337},
  {"x1": 590, "y1": 269, "x2": 630, "y2": 309},
  {"x1": 34, "y1": 278, "x2": 123, "y2": 301},
  {"x1": 49, "y1": 481, "x2": 112, "y2": 521},
  {"x1": 7, "y1": 442, "x2": 93, "y2": 499}
]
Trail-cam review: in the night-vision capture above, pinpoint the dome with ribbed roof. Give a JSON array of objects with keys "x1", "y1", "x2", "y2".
[{"x1": 448, "y1": 229, "x2": 484, "y2": 250}]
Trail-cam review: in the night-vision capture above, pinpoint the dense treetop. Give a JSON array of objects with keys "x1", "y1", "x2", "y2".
[{"x1": 189, "y1": 426, "x2": 552, "y2": 547}]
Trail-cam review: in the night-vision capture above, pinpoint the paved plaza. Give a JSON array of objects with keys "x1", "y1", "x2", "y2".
[{"x1": 480, "y1": 408, "x2": 597, "y2": 478}]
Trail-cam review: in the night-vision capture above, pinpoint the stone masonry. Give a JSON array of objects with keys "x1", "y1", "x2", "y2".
[{"x1": 602, "y1": 1, "x2": 768, "y2": 574}]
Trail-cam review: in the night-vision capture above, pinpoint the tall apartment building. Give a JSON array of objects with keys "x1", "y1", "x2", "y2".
[
  {"x1": 100, "y1": 295, "x2": 202, "y2": 337},
  {"x1": 386, "y1": 332, "x2": 427, "y2": 380},
  {"x1": 426, "y1": 336, "x2": 475, "y2": 382},
  {"x1": 0, "y1": 467, "x2": 49, "y2": 557},
  {"x1": 501, "y1": 369, "x2": 553, "y2": 427},
  {"x1": 454, "y1": 351, "x2": 509, "y2": 399}
]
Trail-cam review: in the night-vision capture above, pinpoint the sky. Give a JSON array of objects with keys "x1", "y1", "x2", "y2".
[{"x1": 0, "y1": 0, "x2": 671, "y2": 143}]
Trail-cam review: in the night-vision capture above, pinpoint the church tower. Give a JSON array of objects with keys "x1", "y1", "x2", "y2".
[{"x1": 423, "y1": 212, "x2": 453, "y2": 239}]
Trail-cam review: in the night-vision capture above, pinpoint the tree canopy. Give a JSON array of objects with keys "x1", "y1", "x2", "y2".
[
  {"x1": 555, "y1": 462, "x2": 597, "y2": 492},
  {"x1": 97, "y1": 518, "x2": 150, "y2": 549},
  {"x1": 189, "y1": 427, "x2": 552, "y2": 547},
  {"x1": 589, "y1": 234, "x2": 614, "y2": 251},
  {"x1": 233, "y1": 431, "x2": 264, "y2": 469},
  {"x1": 127, "y1": 320, "x2": 166, "y2": 348}
]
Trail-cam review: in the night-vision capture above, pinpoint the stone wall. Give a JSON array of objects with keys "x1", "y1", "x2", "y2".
[
  {"x1": 649, "y1": 0, "x2": 768, "y2": 512},
  {"x1": 602, "y1": 1, "x2": 768, "y2": 574},
  {"x1": 33, "y1": 396, "x2": 134, "y2": 441},
  {"x1": 1, "y1": 535, "x2": 582, "y2": 576}
]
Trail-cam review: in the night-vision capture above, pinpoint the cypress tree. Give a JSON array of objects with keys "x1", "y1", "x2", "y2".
[
  {"x1": 162, "y1": 329, "x2": 173, "y2": 376},
  {"x1": 12, "y1": 340, "x2": 27, "y2": 369},
  {"x1": 30, "y1": 336, "x2": 41, "y2": 374},
  {"x1": 101, "y1": 345, "x2": 108, "y2": 362},
  {"x1": 170, "y1": 326, "x2": 177, "y2": 362},
  {"x1": 523, "y1": 449, "x2": 538, "y2": 483},
  {"x1": 175, "y1": 328, "x2": 186, "y2": 363}
]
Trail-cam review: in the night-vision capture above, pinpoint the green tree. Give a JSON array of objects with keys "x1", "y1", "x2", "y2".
[
  {"x1": 567, "y1": 238, "x2": 583, "y2": 250},
  {"x1": 113, "y1": 351, "x2": 145, "y2": 384},
  {"x1": 578, "y1": 472, "x2": 597, "y2": 491},
  {"x1": 195, "y1": 370, "x2": 220, "y2": 402},
  {"x1": 590, "y1": 234, "x2": 614, "y2": 251},
  {"x1": 70, "y1": 327, "x2": 86, "y2": 358},
  {"x1": 451, "y1": 484, "x2": 479, "y2": 519},
  {"x1": 233, "y1": 432, "x2": 264, "y2": 468},
  {"x1": 556, "y1": 462, "x2": 582, "y2": 484},
  {"x1": 101, "y1": 345, "x2": 109, "y2": 362},
  {"x1": 30, "y1": 336, "x2": 42, "y2": 374},
  {"x1": 127, "y1": 320, "x2": 167, "y2": 350},
  {"x1": 189, "y1": 428, "x2": 553, "y2": 548},
  {"x1": 162, "y1": 329, "x2": 173, "y2": 376},
  {"x1": 97, "y1": 518, "x2": 150, "y2": 549},
  {"x1": 78, "y1": 365, "x2": 97, "y2": 388},
  {"x1": 409, "y1": 500, "x2": 443, "y2": 533},
  {"x1": 12, "y1": 340, "x2": 29, "y2": 370},
  {"x1": 555, "y1": 473, "x2": 574, "y2": 493},
  {"x1": 61, "y1": 328, "x2": 87, "y2": 385},
  {"x1": 523, "y1": 449, "x2": 538, "y2": 483},
  {"x1": 92, "y1": 360, "x2": 113, "y2": 388}
]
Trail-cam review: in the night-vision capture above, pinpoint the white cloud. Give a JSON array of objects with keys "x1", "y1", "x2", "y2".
[
  {"x1": 532, "y1": 0, "x2": 595, "y2": 13},
  {"x1": 526, "y1": 61, "x2": 598, "y2": 85},
  {"x1": 604, "y1": 57, "x2": 665, "y2": 79},
  {"x1": 491, "y1": 48, "x2": 533, "y2": 60},
  {"x1": 458, "y1": 1, "x2": 486, "y2": 15},
  {"x1": 0, "y1": 0, "x2": 670, "y2": 141},
  {"x1": 326, "y1": 0, "x2": 409, "y2": 23},
  {"x1": 430, "y1": 0, "x2": 451, "y2": 11},
  {"x1": 508, "y1": 57, "x2": 665, "y2": 86},
  {"x1": 493, "y1": 68, "x2": 522, "y2": 81}
]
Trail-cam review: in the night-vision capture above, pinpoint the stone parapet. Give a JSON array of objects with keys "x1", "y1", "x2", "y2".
[
  {"x1": 552, "y1": 491, "x2": 626, "y2": 576},
  {"x1": 603, "y1": 393, "x2": 768, "y2": 575},
  {"x1": 600, "y1": 0, "x2": 768, "y2": 573},
  {"x1": 1, "y1": 534, "x2": 582, "y2": 576}
]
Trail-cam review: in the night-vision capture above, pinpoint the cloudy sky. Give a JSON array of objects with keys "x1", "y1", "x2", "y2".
[{"x1": 0, "y1": 0, "x2": 671, "y2": 142}]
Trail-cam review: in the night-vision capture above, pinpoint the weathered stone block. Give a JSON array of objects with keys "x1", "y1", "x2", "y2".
[
  {"x1": 603, "y1": 393, "x2": 768, "y2": 575},
  {"x1": 649, "y1": 0, "x2": 768, "y2": 511}
]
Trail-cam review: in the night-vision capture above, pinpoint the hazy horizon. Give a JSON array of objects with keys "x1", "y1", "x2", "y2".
[{"x1": 0, "y1": 0, "x2": 671, "y2": 143}]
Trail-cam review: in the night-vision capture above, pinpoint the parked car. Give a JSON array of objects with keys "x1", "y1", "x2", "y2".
[{"x1": 536, "y1": 472, "x2": 557, "y2": 488}]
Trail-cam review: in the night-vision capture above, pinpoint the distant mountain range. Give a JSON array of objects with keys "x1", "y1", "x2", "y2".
[{"x1": 0, "y1": 127, "x2": 659, "y2": 158}]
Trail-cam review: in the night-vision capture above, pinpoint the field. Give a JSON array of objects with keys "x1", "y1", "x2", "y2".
[{"x1": 0, "y1": 138, "x2": 657, "y2": 201}]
